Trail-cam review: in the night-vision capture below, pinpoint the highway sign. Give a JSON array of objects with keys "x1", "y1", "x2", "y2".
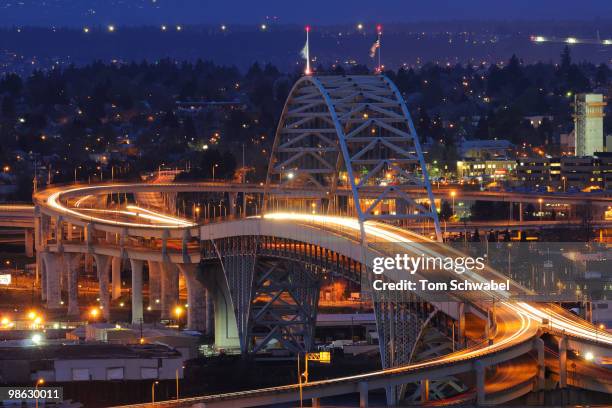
[{"x1": 306, "y1": 351, "x2": 331, "y2": 364}]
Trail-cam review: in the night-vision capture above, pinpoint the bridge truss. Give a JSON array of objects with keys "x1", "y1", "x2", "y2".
[
  {"x1": 201, "y1": 234, "x2": 466, "y2": 404},
  {"x1": 266, "y1": 75, "x2": 442, "y2": 241}
]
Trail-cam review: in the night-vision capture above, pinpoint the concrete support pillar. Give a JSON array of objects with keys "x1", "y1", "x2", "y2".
[
  {"x1": 420, "y1": 379, "x2": 430, "y2": 402},
  {"x1": 84, "y1": 223, "x2": 94, "y2": 246},
  {"x1": 25, "y1": 229, "x2": 34, "y2": 258},
  {"x1": 161, "y1": 230, "x2": 169, "y2": 260},
  {"x1": 93, "y1": 254, "x2": 111, "y2": 321},
  {"x1": 206, "y1": 289, "x2": 214, "y2": 334},
  {"x1": 384, "y1": 385, "x2": 397, "y2": 407},
  {"x1": 42, "y1": 214, "x2": 51, "y2": 242},
  {"x1": 37, "y1": 254, "x2": 44, "y2": 300},
  {"x1": 130, "y1": 259, "x2": 144, "y2": 325},
  {"x1": 486, "y1": 304, "x2": 497, "y2": 342},
  {"x1": 85, "y1": 254, "x2": 93, "y2": 274},
  {"x1": 64, "y1": 253, "x2": 81, "y2": 318},
  {"x1": 558, "y1": 335, "x2": 567, "y2": 388},
  {"x1": 519, "y1": 202, "x2": 524, "y2": 222},
  {"x1": 34, "y1": 212, "x2": 42, "y2": 250},
  {"x1": 148, "y1": 261, "x2": 162, "y2": 310},
  {"x1": 458, "y1": 302, "x2": 466, "y2": 346},
  {"x1": 200, "y1": 265, "x2": 239, "y2": 350},
  {"x1": 161, "y1": 262, "x2": 179, "y2": 320},
  {"x1": 475, "y1": 361, "x2": 486, "y2": 405},
  {"x1": 536, "y1": 337, "x2": 545, "y2": 391},
  {"x1": 66, "y1": 223, "x2": 74, "y2": 241},
  {"x1": 311, "y1": 398, "x2": 320, "y2": 408},
  {"x1": 55, "y1": 216, "x2": 63, "y2": 244},
  {"x1": 176, "y1": 264, "x2": 207, "y2": 332},
  {"x1": 229, "y1": 192, "x2": 238, "y2": 217},
  {"x1": 358, "y1": 382, "x2": 368, "y2": 408},
  {"x1": 111, "y1": 257, "x2": 122, "y2": 300},
  {"x1": 42, "y1": 252, "x2": 61, "y2": 309},
  {"x1": 242, "y1": 192, "x2": 247, "y2": 218}
]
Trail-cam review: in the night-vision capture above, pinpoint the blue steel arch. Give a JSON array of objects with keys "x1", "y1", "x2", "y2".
[{"x1": 266, "y1": 75, "x2": 442, "y2": 241}]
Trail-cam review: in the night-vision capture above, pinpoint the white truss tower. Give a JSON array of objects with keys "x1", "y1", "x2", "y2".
[{"x1": 266, "y1": 75, "x2": 441, "y2": 241}]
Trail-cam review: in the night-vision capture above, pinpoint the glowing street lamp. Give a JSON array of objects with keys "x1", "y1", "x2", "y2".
[
  {"x1": 89, "y1": 307, "x2": 100, "y2": 320},
  {"x1": 538, "y1": 198, "x2": 543, "y2": 219},
  {"x1": 450, "y1": 191, "x2": 456, "y2": 216},
  {"x1": 107, "y1": 25, "x2": 115, "y2": 32},
  {"x1": 152, "y1": 381, "x2": 159, "y2": 403},
  {"x1": 35, "y1": 378, "x2": 45, "y2": 408},
  {"x1": 174, "y1": 306, "x2": 184, "y2": 327},
  {"x1": 212, "y1": 163, "x2": 219, "y2": 181}
]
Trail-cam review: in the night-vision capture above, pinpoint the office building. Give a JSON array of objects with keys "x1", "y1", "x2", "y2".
[{"x1": 574, "y1": 93, "x2": 606, "y2": 156}]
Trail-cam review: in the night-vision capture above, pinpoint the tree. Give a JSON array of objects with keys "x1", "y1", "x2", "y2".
[
  {"x1": 439, "y1": 200, "x2": 453, "y2": 221},
  {"x1": 0, "y1": 73, "x2": 23, "y2": 96},
  {"x1": 1, "y1": 96, "x2": 15, "y2": 117}
]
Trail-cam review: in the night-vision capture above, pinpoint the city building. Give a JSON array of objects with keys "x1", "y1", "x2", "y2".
[
  {"x1": 574, "y1": 93, "x2": 606, "y2": 156},
  {"x1": 516, "y1": 157, "x2": 550, "y2": 186},
  {"x1": 0, "y1": 343, "x2": 184, "y2": 383},
  {"x1": 516, "y1": 153, "x2": 612, "y2": 191},
  {"x1": 559, "y1": 131, "x2": 576, "y2": 155},
  {"x1": 524, "y1": 115, "x2": 553, "y2": 128},
  {"x1": 66, "y1": 323, "x2": 201, "y2": 359},
  {"x1": 459, "y1": 139, "x2": 515, "y2": 160},
  {"x1": 456, "y1": 159, "x2": 517, "y2": 181}
]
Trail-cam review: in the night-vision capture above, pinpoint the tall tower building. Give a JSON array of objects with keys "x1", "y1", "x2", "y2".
[{"x1": 574, "y1": 93, "x2": 606, "y2": 156}]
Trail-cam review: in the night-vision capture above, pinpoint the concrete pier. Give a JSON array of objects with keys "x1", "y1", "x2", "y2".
[{"x1": 130, "y1": 259, "x2": 144, "y2": 324}]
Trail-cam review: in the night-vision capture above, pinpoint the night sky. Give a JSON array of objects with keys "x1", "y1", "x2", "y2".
[{"x1": 0, "y1": 0, "x2": 611, "y2": 26}]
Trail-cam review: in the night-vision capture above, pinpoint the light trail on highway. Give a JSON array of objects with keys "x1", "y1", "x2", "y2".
[{"x1": 45, "y1": 186, "x2": 196, "y2": 229}]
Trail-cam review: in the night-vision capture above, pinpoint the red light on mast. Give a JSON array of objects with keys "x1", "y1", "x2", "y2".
[
  {"x1": 376, "y1": 24, "x2": 383, "y2": 34},
  {"x1": 305, "y1": 25, "x2": 311, "y2": 32}
]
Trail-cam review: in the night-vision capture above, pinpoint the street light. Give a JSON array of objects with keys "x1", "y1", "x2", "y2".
[
  {"x1": 35, "y1": 378, "x2": 44, "y2": 408},
  {"x1": 152, "y1": 381, "x2": 159, "y2": 404},
  {"x1": 561, "y1": 176, "x2": 566, "y2": 192},
  {"x1": 538, "y1": 198, "x2": 543, "y2": 219},
  {"x1": 174, "y1": 305, "x2": 183, "y2": 326},
  {"x1": 175, "y1": 368, "x2": 181, "y2": 400},
  {"x1": 450, "y1": 191, "x2": 456, "y2": 218},
  {"x1": 89, "y1": 307, "x2": 99, "y2": 320},
  {"x1": 212, "y1": 164, "x2": 219, "y2": 181}
]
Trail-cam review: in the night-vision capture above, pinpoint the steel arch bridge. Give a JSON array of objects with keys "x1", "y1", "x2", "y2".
[{"x1": 266, "y1": 75, "x2": 442, "y2": 241}]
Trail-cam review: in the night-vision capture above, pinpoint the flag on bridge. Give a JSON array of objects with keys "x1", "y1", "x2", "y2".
[
  {"x1": 369, "y1": 39, "x2": 380, "y2": 58},
  {"x1": 301, "y1": 25, "x2": 311, "y2": 75}
]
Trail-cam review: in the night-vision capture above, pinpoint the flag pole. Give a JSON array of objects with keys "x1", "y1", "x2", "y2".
[{"x1": 305, "y1": 25, "x2": 311, "y2": 75}]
